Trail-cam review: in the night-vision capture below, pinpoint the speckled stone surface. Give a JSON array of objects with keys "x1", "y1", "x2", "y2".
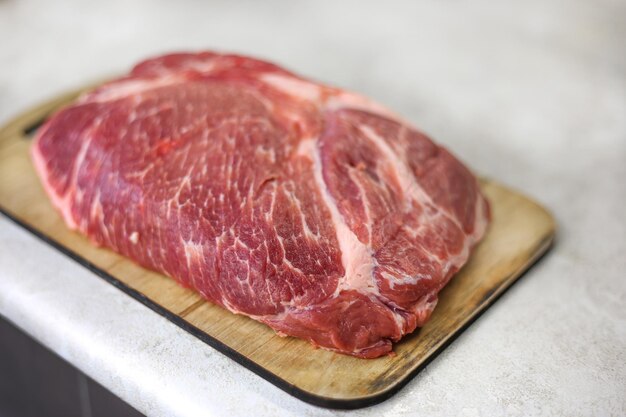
[{"x1": 0, "y1": 0, "x2": 624, "y2": 416}]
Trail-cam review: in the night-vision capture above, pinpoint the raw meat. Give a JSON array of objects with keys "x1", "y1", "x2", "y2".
[{"x1": 31, "y1": 52, "x2": 490, "y2": 358}]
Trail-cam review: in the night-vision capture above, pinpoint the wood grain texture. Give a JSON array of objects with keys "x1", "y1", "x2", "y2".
[{"x1": 0, "y1": 87, "x2": 555, "y2": 409}]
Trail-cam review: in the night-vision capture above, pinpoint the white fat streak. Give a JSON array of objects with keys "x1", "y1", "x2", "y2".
[
  {"x1": 84, "y1": 59, "x2": 220, "y2": 104},
  {"x1": 295, "y1": 138, "x2": 315, "y2": 156},
  {"x1": 183, "y1": 240, "x2": 204, "y2": 264},
  {"x1": 89, "y1": 189, "x2": 103, "y2": 220},
  {"x1": 220, "y1": 297, "x2": 246, "y2": 316},
  {"x1": 472, "y1": 193, "x2": 489, "y2": 242},
  {"x1": 83, "y1": 74, "x2": 184, "y2": 103},
  {"x1": 183, "y1": 239, "x2": 205, "y2": 290},
  {"x1": 298, "y1": 138, "x2": 377, "y2": 294},
  {"x1": 411, "y1": 295, "x2": 439, "y2": 323},
  {"x1": 183, "y1": 60, "x2": 216, "y2": 73},
  {"x1": 382, "y1": 271, "x2": 429, "y2": 289},
  {"x1": 325, "y1": 91, "x2": 405, "y2": 122},
  {"x1": 261, "y1": 74, "x2": 322, "y2": 101},
  {"x1": 255, "y1": 146, "x2": 276, "y2": 163},
  {"x1": 286, "y1": 190, "x2": 319, "y2": 240},
  {"x1": 261, "y1": 73, "x2": 408, "y2": 126}
]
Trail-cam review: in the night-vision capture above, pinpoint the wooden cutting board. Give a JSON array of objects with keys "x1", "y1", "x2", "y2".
[{"x1": 0, "y1": 86, "x2": 555, "y2": 409}]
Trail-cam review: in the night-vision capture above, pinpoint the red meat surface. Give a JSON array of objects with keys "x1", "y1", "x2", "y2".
[{"x1": 32, "y1": 52, "x2": 490, "y2": 358}]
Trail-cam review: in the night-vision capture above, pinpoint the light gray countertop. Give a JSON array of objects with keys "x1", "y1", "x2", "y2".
[{"x1": 1, "y1": 0, "x2": 624, "y2": 416}]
